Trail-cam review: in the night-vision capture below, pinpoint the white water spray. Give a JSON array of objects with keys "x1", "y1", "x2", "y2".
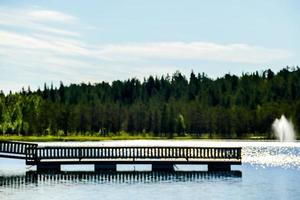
[{"x1": 272, "y1": 115, "x2": 296, "y2": 142}]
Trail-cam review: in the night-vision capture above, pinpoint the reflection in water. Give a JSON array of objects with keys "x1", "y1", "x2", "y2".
[{"x1": 0, "y1": 171, "x2": 242, "y2": 187}]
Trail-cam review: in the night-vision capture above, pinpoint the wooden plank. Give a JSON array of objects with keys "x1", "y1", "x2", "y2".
[{"x1": 0, "y1": 154, "x2": 26, "y2": 159}]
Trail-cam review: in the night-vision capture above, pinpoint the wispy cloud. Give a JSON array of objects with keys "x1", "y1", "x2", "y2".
[
  {"x1": 96, "y1": 42, "x2": 292, "y2": 64},
  {"x1": 26, "y1": 10, "x2": 77, "y2": 22},
  {"x1": 0, "y1": 7, "x2": 79, "y2": 37},
  {"x1": 0, "y1": 29, "x2": 291, "y2": 63},
  {"x1": 0, "y1": 31, "x2": 90, "y2": 56},
  {"x1": 36, "y1": 26, "x2": 80, "y2": 37}
]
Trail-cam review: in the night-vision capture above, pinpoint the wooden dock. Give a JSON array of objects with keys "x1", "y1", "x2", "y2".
[{"x1": 0, "y1": 141, "x2": 242, "y2": 172}]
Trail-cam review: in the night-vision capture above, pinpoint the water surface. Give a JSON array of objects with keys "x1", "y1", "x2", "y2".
[{"x1": 1, "y1": 140, "x2": 300, "y2": 200}]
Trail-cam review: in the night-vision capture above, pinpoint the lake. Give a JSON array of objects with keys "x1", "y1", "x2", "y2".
[{"x1": 1, "y1": 140, "x2": 300, "y2": 200}]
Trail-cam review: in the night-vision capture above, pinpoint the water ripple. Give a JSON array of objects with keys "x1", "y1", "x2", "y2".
[{"x1": 243, "y1": 144, "x2": 300, "y2": 169}]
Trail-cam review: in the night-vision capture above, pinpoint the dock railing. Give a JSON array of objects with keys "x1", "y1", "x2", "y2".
[
  {"x1": 0, "y1": 140, "x2": 38, "y2": 159},
  {"x1": 25, "y1": 146, "x2": 241, "y2": 163}
]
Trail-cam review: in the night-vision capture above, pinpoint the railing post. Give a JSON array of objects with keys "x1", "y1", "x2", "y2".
[{"x1": 79, "y1": 148, "x2": 82, "y2": 161}]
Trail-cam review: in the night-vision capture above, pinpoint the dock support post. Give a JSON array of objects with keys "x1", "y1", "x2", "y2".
[
  {"x1": 208, "y1": 164, "x2": 231, "y2": 171},
  {"x1": 95, "y1": 164, "x2": 117, "y2": 171},
  {"x1": 152, "y1": 163, "x2": 174, "y2": 171},
  {"x1": 37, "y1": 164, "x2": 61, "y2": 172}
]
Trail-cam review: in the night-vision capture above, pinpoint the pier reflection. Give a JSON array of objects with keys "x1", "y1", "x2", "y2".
[{"x1": 0, "y1": 171, "x2": 242, "y2": 187}]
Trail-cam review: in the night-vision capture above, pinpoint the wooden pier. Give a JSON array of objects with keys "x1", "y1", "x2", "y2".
[{"x1": 0, "y1": 141, "x2": 242, "y2": 172}]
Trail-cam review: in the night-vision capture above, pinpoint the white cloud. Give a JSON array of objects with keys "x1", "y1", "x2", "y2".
[
  {"x1": 34, "y1": 26, "x2": 80, "y2": 37},
  {"x1": 0, "y1": 31, "x2": 90, "y2": 56},
  {"x1": 27, "y1": 10, "x2": 77, "y2": 22},
  {"x1": 0, "y1": 7, "x2": 292, "y2": 64},
  {"x1": 0, "y1": 7, "x2": 79, "y2": 37},
  {"x1": 96, "y1": 42, "x2": 292, "y2": 64},
  {"x1": 1, "y1": 29, "x2": 291, "y2": 66}
]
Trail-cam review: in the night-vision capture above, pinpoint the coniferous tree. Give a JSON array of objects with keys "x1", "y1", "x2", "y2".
[{"x1": 0, "y1": 67, "x2": 300, "y2": 139}]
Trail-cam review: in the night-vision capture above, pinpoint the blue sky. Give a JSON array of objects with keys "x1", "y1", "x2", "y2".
[{"x1": 0, "y1": 0, "x2": 299, "y2": 93}]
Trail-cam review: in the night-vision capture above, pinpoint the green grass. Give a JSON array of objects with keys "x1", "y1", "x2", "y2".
[
  {"x1": 0, "y1": 134, "x2": 195, "y2": 142},
  {"x1": 0, "y1": 132, "x2": 273, "y2": 142}
]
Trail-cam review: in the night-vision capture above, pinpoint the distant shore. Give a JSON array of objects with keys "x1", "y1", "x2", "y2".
[{"x1": 0, "y1": 134, "x2": 274, "y2": 142}]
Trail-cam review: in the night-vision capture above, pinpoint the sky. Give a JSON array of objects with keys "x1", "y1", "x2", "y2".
[{"x1": 0, "y1": 0, "x2": 299, "y2": 93}]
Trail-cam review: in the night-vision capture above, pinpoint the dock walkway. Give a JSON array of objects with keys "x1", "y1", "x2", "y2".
[{"x1": 0, "y1": 141, "x2": 242, "y2": 171}]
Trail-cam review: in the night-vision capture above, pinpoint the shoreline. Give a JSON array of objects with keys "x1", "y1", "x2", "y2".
[{"x1": 0, "y1": 134, "x2": 283, "y2": 142}]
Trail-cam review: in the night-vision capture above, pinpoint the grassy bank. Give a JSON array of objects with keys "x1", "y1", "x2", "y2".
[
  {"x1": 0, "y1": 135, "x2": 194, "y2": 142},
  {"x1": 0, "y1": 132, "x2": 271, "y2": 142}
]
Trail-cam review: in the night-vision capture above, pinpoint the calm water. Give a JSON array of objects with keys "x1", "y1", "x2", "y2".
[{"x1": 1, "y1": 140, "x2": 300, "y2": 200}]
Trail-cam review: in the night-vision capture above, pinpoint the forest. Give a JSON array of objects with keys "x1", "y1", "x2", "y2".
[{"x1": 0, "y1": 67, "x2": 300, "y2": 139}]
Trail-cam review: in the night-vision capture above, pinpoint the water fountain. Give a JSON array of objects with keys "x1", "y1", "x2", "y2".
[{"x1": 272, "y1": 115, "x2": 296, "y2": 142}]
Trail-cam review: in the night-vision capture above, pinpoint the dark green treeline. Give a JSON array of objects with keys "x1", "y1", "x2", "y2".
[{"x1": 1, "y1": 67, "x2": 300, "y2": 138}]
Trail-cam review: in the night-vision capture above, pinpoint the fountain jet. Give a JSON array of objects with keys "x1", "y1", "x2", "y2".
[{"x1": 272, "y1": 115, "x2": 296, "y2": 142}]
